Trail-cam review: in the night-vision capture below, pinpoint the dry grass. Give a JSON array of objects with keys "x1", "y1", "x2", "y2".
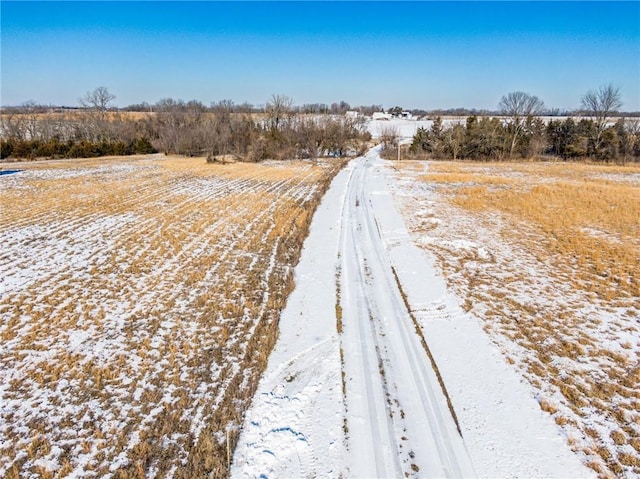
[
  {"x1": 420, "y1": 161, "x2": 640, "y2": 304},
  {"x1": 392, "y1": 160, "x2": 640, "y2": 479},
  {"x1": 0, "y1": 154, "x2": 345, "y2": 477}
]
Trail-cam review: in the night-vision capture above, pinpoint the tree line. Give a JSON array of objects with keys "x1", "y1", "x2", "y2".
[
  {"x1": 3, "y1": 85, "x2": 639, "y2": 163},
  {"x1": 0, "y1": 90, "x2": 372, "y2": 161},
  {"x1": 401, "y1": 85, "x2": 639, "y2": 163}
]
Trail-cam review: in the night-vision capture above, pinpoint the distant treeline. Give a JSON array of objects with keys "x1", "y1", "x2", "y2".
[
  {"x1": 406, "y1": 108, "x2": 640, "y2": 118},
  {"x1": 384, "y1": 87, "x2": 640, "y2": 163},
  {"x1": 4, "y1": 103, "x2": 638, "y2": 119},
  {"x1": 0, "y1": 98, "x2": 382, "y2": 117},
  {"x1": 0, "y1": 137, "x2": 156, "y2": 160},
  {"x1": 395, "y1": 116, "x2": 639, "y2": 163},
  {"x1": 0, "y1": 94, "x2": 371, "y2": 161},
  {"x1": 3, "y1": 86, "x2": 639, "y2": 162}
]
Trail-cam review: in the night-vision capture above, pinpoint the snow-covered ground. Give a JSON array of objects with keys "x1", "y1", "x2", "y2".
[
  {"x1": 390, "y1": 160, "x2": 640, "y2": 478},
  {"x1": 0, "y1": 156, "x2": 342, "y2": 477},
  {"x1": 232, "y1": 146, "x2": 594, "y2": 478},
  {"x1": 367, "y1": 118, "x2": 463, "y2": 143},
  {"x1": 365, "y1": 116, "x2": 622, "y2": 143}
]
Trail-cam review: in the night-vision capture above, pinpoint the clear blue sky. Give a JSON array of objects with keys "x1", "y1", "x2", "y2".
[{"x1": 2, "y1": 1, "x2": 639, "y2": 110}]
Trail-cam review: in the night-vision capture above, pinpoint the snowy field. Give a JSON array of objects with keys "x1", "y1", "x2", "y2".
[
  {"x1": 3, "y1": 135, "x2": 637, "y2": 478},
  {"x1": 232, "y1": 123, "x2": 638, "y2": 479},
  {"x1": 390, "y1": 160, "x2": 640, "y2": 478},
  {"x1": 232, "y1": 143, "x2": 640, "y2": 478},
  {"x1": 367, "y1": 117, "x2": 460, "y2": 143},
  {"x1": 0, "y1": 154, "x2": 343, "y2": 477},
  {"x1": 365, "y1": 116, "x2": 624, "y2": 144}
]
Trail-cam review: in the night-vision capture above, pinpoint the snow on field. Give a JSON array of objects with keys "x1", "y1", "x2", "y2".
[
  {"x1": 232, "y1": 146, "x2": 593, "y2": 478},
  {"x1": 4, "y1": 145, "x2": 632, "y2": 478},
  {"x1": 366, "y1": 116, "x2": 623, "y2": 144},
  {"x1": 0, "y1": 155, "x2": 342, "y2": 477},
  {"x1": 389, "y1": 161, "x2": 640, "y2": 478},
  {"x1": 367, "y1": 117, "x2": 464, "y2": 143}
]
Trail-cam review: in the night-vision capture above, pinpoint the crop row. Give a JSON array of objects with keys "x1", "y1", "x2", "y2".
[{"x1": 0, "y1": 154, "x2": 344, "y2": 478}]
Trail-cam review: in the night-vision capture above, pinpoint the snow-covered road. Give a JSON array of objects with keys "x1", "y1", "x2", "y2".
[
  {"x1": 338, "y1": 148, "x2": 475, "y2": 477},
  {"x1": 231, "y1": 144, "x2": 594, "y2": 479}
]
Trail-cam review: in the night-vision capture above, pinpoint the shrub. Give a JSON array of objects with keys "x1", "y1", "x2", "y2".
[{"x1": 1, "y1": 139, "x2": 15, "y2": 159}]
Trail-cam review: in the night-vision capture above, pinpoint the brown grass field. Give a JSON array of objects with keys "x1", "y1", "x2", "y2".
[
  {"x1": 0, "y1": 154, "x2": 345, "y2": 478},
  {"x1": 391, "y1": 160, "x2": 640, "y2": 478}
]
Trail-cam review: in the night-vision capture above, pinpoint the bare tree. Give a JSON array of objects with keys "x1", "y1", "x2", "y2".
[
  {"x1": 581, "y1": 84, "x2": 623, "y2": 152},
  {"x1": 265, "y1": 94, "x2": 294, "y2": 130},
  {"x1": 499, "y1": 91, "x2": 545, "y2": 158},
  {"x1": 21, "y1": 101, "x2": 42, "y2": 140},
  {"x1": 80, "y1": 86, "x2": 116, "y2": 120},
  {"x1": 442, "y1": 123, "x2": 466, "y2": 160},
  {"x1": 615, "y1": 118, "x2": 639, "y2": 164},
  {"x1": 379, "y1": 125, "x2": 400, "y2": 162},
  {"x1": 0, "y1": 101, "x2": 47, "y2": 141}
]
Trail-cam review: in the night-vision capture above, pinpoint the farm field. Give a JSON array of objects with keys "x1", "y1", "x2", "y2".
[
  {"x1": 390, "y1": 160, "x2": 640, "y2": 478},
  {"x1": 0, "y1": 154, "x2": 345, "y2": 478},
  {"x1": 3, "y1": 146, "x2": 638, "y2": 479},
  {"x1": 232, "y1": 147, "x2": 592, "y2": 479}
]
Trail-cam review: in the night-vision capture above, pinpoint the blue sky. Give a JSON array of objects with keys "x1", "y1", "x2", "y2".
[{"x1": 2, "y1": 1, "x2": 639, "y2": 110}]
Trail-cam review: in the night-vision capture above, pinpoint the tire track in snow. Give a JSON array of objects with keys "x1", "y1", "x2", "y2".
[
  {"x1": 338, "y1": 159, "x2": 403, "y2": 478},
  {"x1": 338, "y1": 150, "x2": 476, "y2": 478}
]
